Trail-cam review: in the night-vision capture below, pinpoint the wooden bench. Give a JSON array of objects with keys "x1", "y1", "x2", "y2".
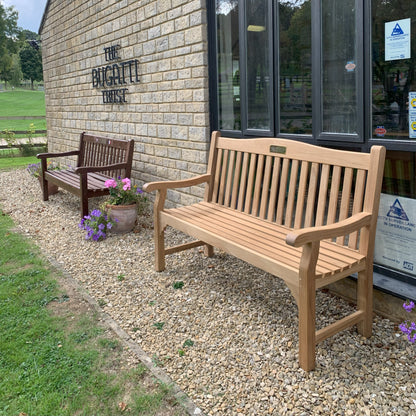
[
  {"x1": 143, "y1": 131, "x2": 386, "y2": 371},
  {"x1": 37, "y1": 132, "x2": 134, "y2": 217}
]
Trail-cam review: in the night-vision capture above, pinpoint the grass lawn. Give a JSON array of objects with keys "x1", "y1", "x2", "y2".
[
  {"x1": 0, "y1": 89, "x2": 46, "y2": 117},
  {"x1": 0, "y1": 160, "x2": 186, "y2": 415},
  {"x1": 0, "y1": 118, "x2": 46, "y2": 132},
  {"x1": 0, "y1": 155, "x2": 38, "y2": 170}
]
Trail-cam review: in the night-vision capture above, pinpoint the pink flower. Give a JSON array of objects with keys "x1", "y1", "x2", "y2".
[
  {"x1": 122, "y1": 178, "x2": 131, "y2": 191},
  {"x1": 105, "y1": 179, "x2": 118, "y2": 188}
]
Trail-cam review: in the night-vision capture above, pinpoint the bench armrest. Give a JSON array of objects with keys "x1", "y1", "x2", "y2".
[
  {"x1": 37, "y1": 150, "x2": 80, "y2": 160},
  {"x1": 74, "y1": 162, "x2": 130, "y2": 175},
  {"x1": 143, "y1": 174, "x2": 211, "y2": 193},
  {"x1": 286, "y1": 212, "x2": 372, "y2": 247}
]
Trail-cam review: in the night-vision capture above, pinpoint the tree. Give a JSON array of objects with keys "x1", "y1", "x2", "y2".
[
  {"x1": 19, "y1": 46, "x2": 43, "y2": 89},
  {"x1": 0, "y1": 4, "x2": 19, "y2": 88}
]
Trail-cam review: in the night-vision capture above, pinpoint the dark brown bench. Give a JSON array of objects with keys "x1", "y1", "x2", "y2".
[
  {"x1": 144, "y1": 131, "x2": 386, "y2": 371},
  {"x1": 37, "y1": 132, "x2": 134, "y2": 217}
]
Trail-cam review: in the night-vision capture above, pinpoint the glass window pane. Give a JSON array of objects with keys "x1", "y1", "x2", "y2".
[
  {"x1": 216, "y1": 1, "x2": 241, "y2": 131},
  {"x1": 279, "y1": 0, "x2": 312, "y2": 135},
  {"x1": 371, "y1": 1, "x2": 416, "y2": 140},
  {"x1": 246, "y1": 0, "x2": 272, "y2": 130},
  {"x1": 322, "y1": 0, "x2": 358, "y2": 134}
]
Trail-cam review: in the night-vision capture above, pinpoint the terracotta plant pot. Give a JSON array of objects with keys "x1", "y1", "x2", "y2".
[
  {"x1": 106, "y1": 204, "x2": 137, "y2": 234},
  {"x1": 38, "y1": 178, "x2": 59, "y2": 195}
]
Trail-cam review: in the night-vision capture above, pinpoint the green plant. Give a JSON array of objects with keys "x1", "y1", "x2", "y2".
[
  {"x1": 153, "y1": 322, "x2": 165, "y2": 330},
  {"x1": 27, "y1": 122, "x2": 36, "y2": 143},
  {"x1": 97, "y1": 298, "x2": 107, "y2": 307},
  {"x1": 183, "y1": 339, "x2": 194, "y2": 348},
  {"x1": 1, "y1": 128, "x2": 16, "y2": 147},
  {"x1": 117, "y1": 274, "x2": 125, "y2": 281},
  {"x1": 173, "y1": 281, "x2": 184, "y2": 289}
]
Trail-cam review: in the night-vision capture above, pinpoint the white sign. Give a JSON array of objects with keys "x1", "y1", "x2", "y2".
[
  {"x1": 375, "y1": 194, "x2": 416, "y2": 276},
  {"x1": 385, "y1": 18, "x2": 411, "y2": 61}
]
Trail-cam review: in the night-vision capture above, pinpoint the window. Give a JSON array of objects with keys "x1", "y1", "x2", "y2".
[{"x1": 209, "y1": 0, "x2": 416, "y2": 287}]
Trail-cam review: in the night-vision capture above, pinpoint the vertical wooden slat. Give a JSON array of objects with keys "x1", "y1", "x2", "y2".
[
  {"x1": 224, "y1": 150, "x2": 236, "y2": 207},
  {"x1": 276, "y1": 158, "x2": 290, "y2": 224},
  {"x1": 237, "y1": 153, "x2": 250, "y2": 211},
  {"x1": 244, "y1": 154, "x2": 258, "y2": 214},
  {"x1": 212, "y1": 150, "x2": 223, "y2": 203},
  {"x1": 267, "y1": 157, "x2": 281, "y2": 221},
  {"x1": 327, "y1": 165, "x2": 341, "y2": 225},
  {"x1": 349, "y1": 169, "x2": 367, "y2": 249},
  {"x1": 304, "y1": 162, "x2": 319, "y2": 227},
  {"x1": 294, "y1": 161, "x2": 310, "y2": 229},
  {"x1": 230, "y1": 151, "x2": 243, "y2": 209},
  {"x1": 259, "y1": 156, "x2": 273, "y2": 219},
  {"x1": 315, "y1": 164, "x2": 330, "y2": 226},
  {"x1": 252, "y1": 154, "x2": 265, "y2": 216},
  {"x1": 285, "y1": 159, "x2": 299, "y2": 227},
  {"x1": 336, "y1": 167, "x2": 354, "y2": 245}
]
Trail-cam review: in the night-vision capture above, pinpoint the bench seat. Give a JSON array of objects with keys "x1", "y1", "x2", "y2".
[{"x1": 162, "y1": 201, "x2": 366, "y2": 282}]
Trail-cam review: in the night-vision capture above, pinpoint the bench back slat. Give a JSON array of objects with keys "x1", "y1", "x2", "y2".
[
  {"x1": 77, "y1": 132, "x2": 134, "y2": 178},
  {"x1": 207, "y1": 134, "x2": 385, "y2": 253}
]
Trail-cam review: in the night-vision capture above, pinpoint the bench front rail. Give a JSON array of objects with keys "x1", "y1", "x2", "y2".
[{"x1": 144, "y1": 131, "x2": 386, "y2": 371}]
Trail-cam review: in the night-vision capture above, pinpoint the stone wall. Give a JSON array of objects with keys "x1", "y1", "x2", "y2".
[{"x1": 40, "y1": 0, "x2": 209, "y2": 206}]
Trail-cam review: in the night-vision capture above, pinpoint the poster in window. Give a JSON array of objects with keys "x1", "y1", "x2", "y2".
[
  {"x1": 385, "y1": 18, "x2": 411, "y2": 61},
  {"x1": 375, "y1": 194, "x2": 416, "y2": 276}
]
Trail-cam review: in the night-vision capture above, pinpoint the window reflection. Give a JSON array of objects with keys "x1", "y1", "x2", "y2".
[
  {"x1": 216, "y1": 0, "x2": 240, "y2": 130},
  {"x1": 322, "y1": 0, "x2": 358, "y2": 134},
  {"x1": 372, "y1": 1, "x2": 416, "y2": 140},
  {"x1": 279, "y1": 0, "x2": 312, "y2": 134},
  {"x1": 246, "y1": 0, "x2": 271, "y2": 130}
]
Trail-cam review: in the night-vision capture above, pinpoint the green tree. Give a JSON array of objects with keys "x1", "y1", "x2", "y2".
[
  {"x1": 0, "y1": 4, "x2": 19, "y2": 88},
  {"x1": 19, "y1": 46, "x2": 43, "y2": 90}
]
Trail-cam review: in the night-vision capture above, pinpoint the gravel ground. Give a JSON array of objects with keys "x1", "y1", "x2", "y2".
[{"x1": 1, "y1": 168, "x2": 416, "y2": 416}]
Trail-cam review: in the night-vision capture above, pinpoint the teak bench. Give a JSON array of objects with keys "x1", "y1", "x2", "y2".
[
  {"x1": 37, "y1": 132, "x2": 134, "y2": 218},
  {"x1": 144, "y1": 131, "x2": 386, "y2": 371}
]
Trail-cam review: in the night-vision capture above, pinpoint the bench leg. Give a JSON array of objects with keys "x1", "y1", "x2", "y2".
[
  {"x1": 357, "y1": 265, "x2": 373, "y2": 338},
  {"x1": 40, "y1": 178, "x2": 49, "y2": 201},
  {"x1": 80, "y1": 173, "x2": 89, "y2": 218},
  {"x1": 204, "y1": 244, "x2": 214, "y2": 257},
  {"x1": 154, "y1": 227, "x2": 166, "y2": 272},
  {"x1": 298, "y1": 242, "x2": 319, "y2": 371}
]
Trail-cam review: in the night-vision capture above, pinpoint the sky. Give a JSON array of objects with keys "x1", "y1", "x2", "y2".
[{"x1": 1, "y1": 0, "x2": 48, "y2": 33}]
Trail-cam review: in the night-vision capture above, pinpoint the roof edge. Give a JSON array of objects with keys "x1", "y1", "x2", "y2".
[{"x1": 38, "y1": 0, "x2": 51, "y2": 35}]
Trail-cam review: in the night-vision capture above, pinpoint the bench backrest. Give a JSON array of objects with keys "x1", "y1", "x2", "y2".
[
  {"x1": 205, "y1": 132, "x2": 385, "y2": 253},
  {"x1": 78, "y1": 132, "x2": 134, "y2": 178}
]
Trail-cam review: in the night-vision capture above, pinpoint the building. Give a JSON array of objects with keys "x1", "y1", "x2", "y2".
[{"x1": 39, "y1": 0, "x2": 416, "y2": 304}]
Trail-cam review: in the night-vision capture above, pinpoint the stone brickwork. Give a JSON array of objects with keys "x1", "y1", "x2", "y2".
[{"x1": 40, "y1": 0, "x2": 209, "y2": 206}]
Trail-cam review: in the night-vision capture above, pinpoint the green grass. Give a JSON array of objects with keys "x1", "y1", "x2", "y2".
[
  {"x1": 0, "y1": 148, "x2": 46, "y2": 170},
  {"x1": 0, "y1": 118, "x2": 46, "y2": 131},
  {"x1": 0, "y1": 156, "x2": 38, "y2": 170},
  {"x1": 0, "y1": 90, "x2": 46, "y2": 117},
  {"x1": 0, "y1": 208, "x2": 185, "y2": 416}
]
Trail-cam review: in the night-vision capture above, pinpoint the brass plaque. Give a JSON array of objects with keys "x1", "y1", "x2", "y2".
[{"x1": 270, "y1": 145, "x2": 286, "y2": 154}]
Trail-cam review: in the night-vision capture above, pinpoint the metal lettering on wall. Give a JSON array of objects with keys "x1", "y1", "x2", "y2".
[{"x1": 91, "y1": 45, "x2": 139, "y2": 104}]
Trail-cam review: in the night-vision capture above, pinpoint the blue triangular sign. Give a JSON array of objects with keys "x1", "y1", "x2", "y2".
[
  {"x1": 392, "y1": 23, "x2": 404, "y2": 36},
  {"x1": 387, "y1": 199, "x2": 409, "y2": 221}
]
